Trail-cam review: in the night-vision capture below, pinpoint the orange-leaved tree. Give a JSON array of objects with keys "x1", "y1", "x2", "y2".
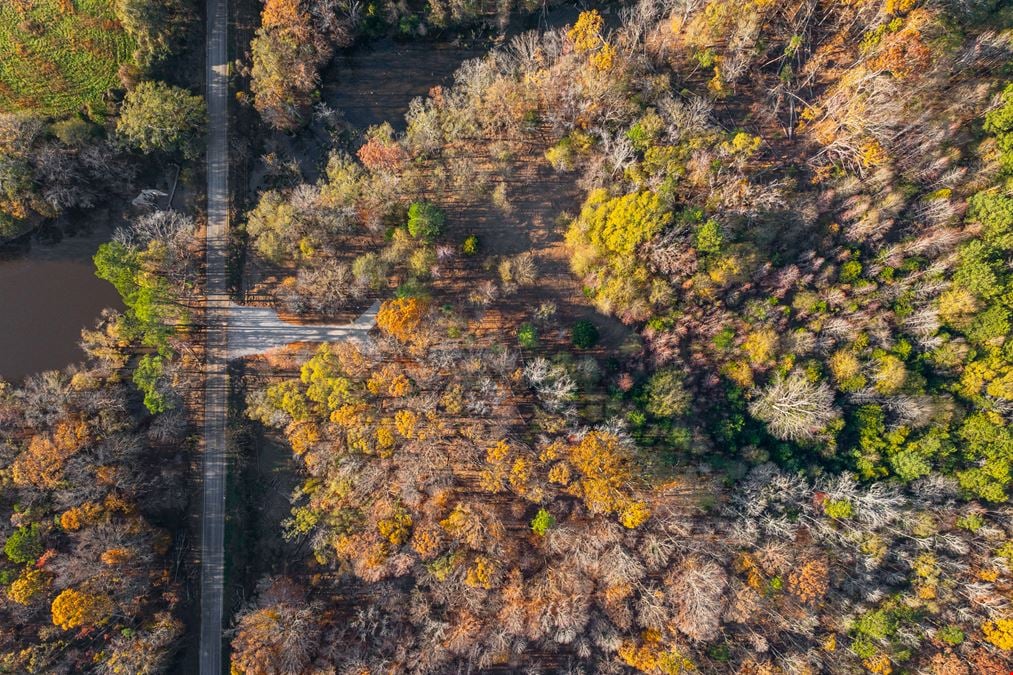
[
  {"x1": 376, "y1": 297, "x2": 429, "y2": 343},
  {"x1": 544, "y1": 431, "x2": 651, "y2": 528},
  {"x1": 51, "y1": 588, "x2": 113, "y2": 630},
  {"x1": 261, "y1": 0, "x2": 304, "y2": 28}
]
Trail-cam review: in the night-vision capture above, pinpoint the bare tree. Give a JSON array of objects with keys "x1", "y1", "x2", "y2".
[{"x1": 748, "y1": 373, "x2": 838, "y2": 441}]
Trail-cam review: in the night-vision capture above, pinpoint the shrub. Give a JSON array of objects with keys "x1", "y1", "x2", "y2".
[
  {"x1": 713, "y1": 327, "x2": 735, "y2": 351},
  {"x1": 398, "y1": 14, "x2": 420, "y2": 35},
  {"x1": 530, "y1": 508, "x2": 555, "y2": 536},
  {"x1": 626, "y1": 110, "x2": 664, "y2": 152},
  {"x1": 462, "y1": 235, "x2": 479, "y2": 255},
  {"x1": 50, "y1": 117, "x2": 96, "y2": 146},
  {"x1": 571, "y1": 320, "x2": 599, "y2": 348},
  {"x1": 517, "y1": 322, "x2": 538, "y2": 349},
  {"x1": 351, "y1": 252, "x2": 389, "y2": 290},
  {"x1": 852, "y1": 606, "x2": 897, "y2": 641},
  {"x1": 840, "y1": 259, "x2": 863, "y2": 283},
  {"x1": 694, "y1": 219, "x2": 724, "y2": 255},
  {"x1": 824, "y1": 499, "x2": 854, "y2": 519},
  {"x1": 644, "y1": 369, "x2": 690, "y2": 417},
  {"x1": 394, "y1": 279, "x2": 427, "y2": 299},
  {"x1": 545, "y1": 138, "x2": 576, "y2": 171},
  {"x1": 721, "y1": 131, "x2": 761, "y2": 158},
  {"x1": 407, "y1": 202, "x2": 444, "y2": 240},
  {"x1": 707, "y1": 643, "x2": 731, "y2": 662},
  {"x1": 499, "y1": 253, "x2": 538, "y2": 287},
  {"x1": 4, "y1": 524, "x2": 42, "y2": 564},
  {"x1": 938, "y1": 625, "x2": 964, "y2": 645},
  {"x1": 956, "y1": 513, "x2": 984, "y2": 532},
  {"x1": 491, "y1": 182, "x2": 511, "y2": 213},
  {"x1": 134, "y1": 354, "x2": 169, "y2": 414},
  {"x1": 408, "y1": 247, "x2": 436, "y2": 278}
]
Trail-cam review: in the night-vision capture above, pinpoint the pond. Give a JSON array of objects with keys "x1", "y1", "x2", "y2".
[{"x1": 0, "y1": 226, "x2": 122, "y2": 382}]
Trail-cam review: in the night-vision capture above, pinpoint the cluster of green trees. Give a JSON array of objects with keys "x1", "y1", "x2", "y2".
[
  {"x1": 94, "y1": 210, "x2": 199, "y2": 413},
  {"x1": 1, "y1": 0, "x2": 201, "y2": 242},
  {"x1": 244, "y1": 143, "x2": 457, "y2": 313}
]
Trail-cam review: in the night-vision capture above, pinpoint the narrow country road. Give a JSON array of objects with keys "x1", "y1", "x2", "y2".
[
  {"x1": 198, "y1": 0, "x2": 379, "y2": 669},
  {"x1": 201, "y1": 0, "x2": 228, "y2": 668}
]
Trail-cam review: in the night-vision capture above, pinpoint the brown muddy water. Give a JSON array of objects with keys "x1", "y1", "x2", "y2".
[{"x1": 0, "y1": 228, "x2": 122, "y2": 381}]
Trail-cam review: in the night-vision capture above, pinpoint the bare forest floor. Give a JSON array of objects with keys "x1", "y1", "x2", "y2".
[{"x1": 428, "y1": 135, "x2": 637, "y2": 355}]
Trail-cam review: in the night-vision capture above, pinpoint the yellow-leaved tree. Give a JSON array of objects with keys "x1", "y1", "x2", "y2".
[
  {"x1": 51, "y1": 588, "x2": 113, "y2": 630},
  {"x1": 376, "y1": 297, "x2": 429, "y2": 343}
]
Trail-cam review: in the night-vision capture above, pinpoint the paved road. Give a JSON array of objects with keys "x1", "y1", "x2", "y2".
[
  {"x1": 201, "y1": 0, "x2": 228, "y2": 668},
  {"x1": 197, "y1": 0, "x2": 379, "y2": 669},
  {"x1": 228, "y1": 301, "x2": 379, "y2": 358}
]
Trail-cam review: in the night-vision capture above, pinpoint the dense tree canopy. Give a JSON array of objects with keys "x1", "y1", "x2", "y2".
[
  {"x1": 116, "y1": 81, "x2": 206, "y2": 158},
  {"x1": 229, "y1": 0, "x2": 1013, "y2": 672}
]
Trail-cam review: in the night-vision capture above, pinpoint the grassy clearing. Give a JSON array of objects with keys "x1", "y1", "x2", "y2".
[{"x1": 0, "y1": 0, "x2": 134, "y2": 117}]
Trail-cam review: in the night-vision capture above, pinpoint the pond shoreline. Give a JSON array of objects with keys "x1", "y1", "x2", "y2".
[{"x1": 0, "y1": 218, "x2": 123, "y2": 382}]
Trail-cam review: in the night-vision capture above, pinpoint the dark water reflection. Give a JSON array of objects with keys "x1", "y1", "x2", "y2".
[{"x1": 0, "y1": 227, "x2": 122, "y2": 381}]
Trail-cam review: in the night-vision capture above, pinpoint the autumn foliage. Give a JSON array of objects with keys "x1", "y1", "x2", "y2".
[
  {"x1": 250, "y1": 0, "x2": 332, "y2": 130},
  {"x1": 51, "y1": 588, "x2": 112, "y2": 630},
  {"x1": 0, "y1": 354, "x2": 185, "y2": 669},
  {"x1": 231, "y1": 578, "x2": 322, "y2": 675},
  {"x1": 376, "y1": 297, "x2": 429, "y2": 342},
  {"x1": 229, "y1": 0, "x2": 1013, "y2": 671},
  {"x1": 356, "y1": 130, "x2": 409, "y2": 173}
]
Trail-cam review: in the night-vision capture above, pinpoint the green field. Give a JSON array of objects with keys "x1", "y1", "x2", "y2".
[{"x1": 0, "y1": 0, "x2": 135, "y2": 117}]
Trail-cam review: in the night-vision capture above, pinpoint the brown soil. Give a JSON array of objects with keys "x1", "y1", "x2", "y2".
[{"x1": 424, "y1": 134, "x2": 636, "y2": 355}]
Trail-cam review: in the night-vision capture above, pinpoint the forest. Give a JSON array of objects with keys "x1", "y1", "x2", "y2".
[
  {"x1": 1, "y1": 0, "x2": 200, "y2": 670},
  {"x1": 228, "y1": 0, "x2": 1013, "y2": 671},
  {"x1": 1, "y1": 0, "x2": 1012, "y2": 672}
]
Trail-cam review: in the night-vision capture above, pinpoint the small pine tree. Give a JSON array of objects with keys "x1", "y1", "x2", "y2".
[{"x1": 530, "y1": 508, "x2": 555, "y2": 536}]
